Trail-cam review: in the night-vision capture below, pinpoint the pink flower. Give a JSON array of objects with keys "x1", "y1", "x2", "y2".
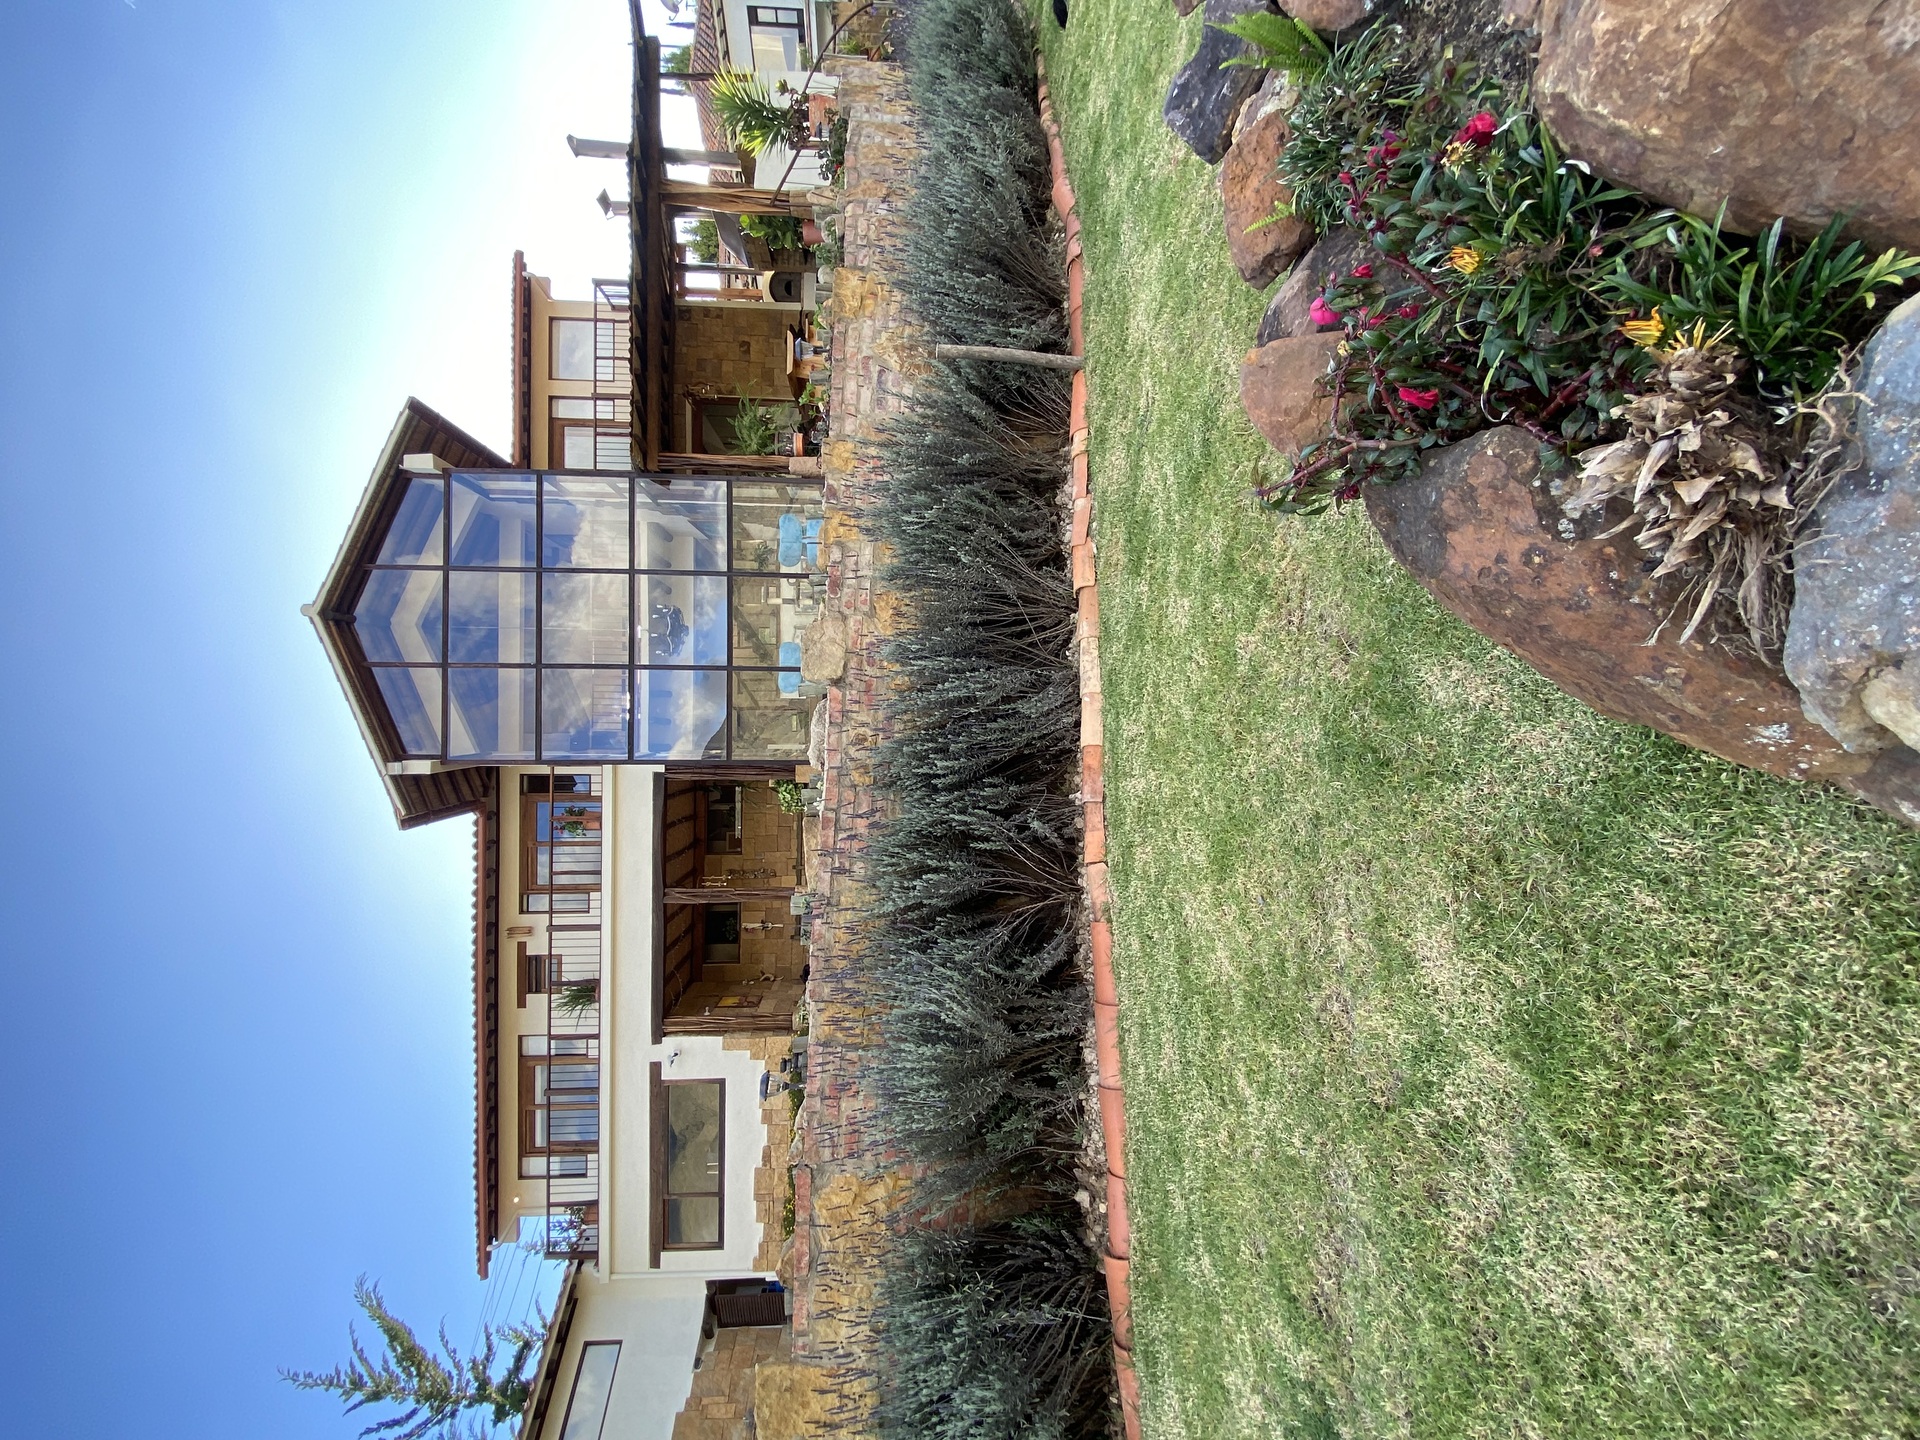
[
  {"x1": 1351, "y1": 263, "x2": 1374, "y2": 279},
  {"x1": 1338, "y1": 170, "x2": 1355, "y2": 188},
  {"x1": 1308, "y1": 296, "x2": 1339, "y2": 328},
  {"x1": 1396, "y1": 302, "x2": 1421, "y2": 319},
  {"x1": 1451, "y1": 111, "x2": 1498, "y2": 148},
  {"x1": 1397, "y1": 386, "x2": 1440, "y2": 409},
  {"x1": 1364, "y1": 312, "x2": 1387, "y2": 329}
]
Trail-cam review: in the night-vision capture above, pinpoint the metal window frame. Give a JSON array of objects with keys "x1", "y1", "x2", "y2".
[{"x1": 349, "y1": 468, "x2": 821, "y2": 766}]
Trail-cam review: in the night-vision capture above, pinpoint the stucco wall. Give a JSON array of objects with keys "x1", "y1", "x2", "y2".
[{"x1": 535, "y1": 1271, "x2": 708, "y2": 1440}]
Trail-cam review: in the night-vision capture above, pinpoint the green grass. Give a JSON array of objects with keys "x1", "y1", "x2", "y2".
[{"x1": 1034, "y1": 6, "x2": 1920, "y2": 1437}]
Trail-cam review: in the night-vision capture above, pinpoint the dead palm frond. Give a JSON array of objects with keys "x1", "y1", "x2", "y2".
[{"x1": 1565, "y1": 325, "x2": 1794, "y2": 650}]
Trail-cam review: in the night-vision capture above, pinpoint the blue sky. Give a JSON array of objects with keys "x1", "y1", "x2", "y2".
[{"x1": 0, "y1": 2, "x2": 694, "y2": 1435}]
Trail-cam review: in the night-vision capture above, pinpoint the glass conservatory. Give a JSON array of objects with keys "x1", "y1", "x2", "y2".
[{"x1": 349, "y1": 470, "x2": 825, "y2": 763}]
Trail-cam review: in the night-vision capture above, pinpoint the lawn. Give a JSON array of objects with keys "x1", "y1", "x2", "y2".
[{"x1": 1033, "y1": 6, "x2": 1920, "y2": 1437}]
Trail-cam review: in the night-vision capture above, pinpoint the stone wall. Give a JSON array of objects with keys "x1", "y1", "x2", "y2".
[
  {"x1": 766, "y1": 55, "x2": 926, "y2": 1439},
  {"x1": 669, "y1": 1324, "x2": 792, "y2": 1440},
  {"x1": 669, "y1": 302, "x2": 799, "y2": 449},
  {"x1": 720, "y1": 1031, "x2": 802, "y2": 1272}
]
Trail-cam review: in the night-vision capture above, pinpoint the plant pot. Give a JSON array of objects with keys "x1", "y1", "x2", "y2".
[{"x1": 802, "y1": 219, "x2": 823, "y2": 246}]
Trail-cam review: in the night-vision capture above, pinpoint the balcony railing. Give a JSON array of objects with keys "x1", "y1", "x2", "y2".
[
  {"x1": 590, "y1": 281, "x2": 633, "y2": 470},
  {"x1": 524, "y1": 766, "x2": 606, "y2": 1261}
]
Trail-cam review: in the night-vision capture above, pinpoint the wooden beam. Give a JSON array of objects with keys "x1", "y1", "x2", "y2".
[
  {"x1": 659, "y1": 180, "x2": 798, "y2": 216},
  {"x1": 663, "y1": 887, "x2": 794, "y2": 904},
  {"x1": 933, "y1": 344, "x2": 1086, "y2": 371}
]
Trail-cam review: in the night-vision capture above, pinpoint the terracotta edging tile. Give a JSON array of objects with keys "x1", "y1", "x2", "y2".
[{"x1": 1037, "y1": 52, "x2": 1143, "y2": 1440}]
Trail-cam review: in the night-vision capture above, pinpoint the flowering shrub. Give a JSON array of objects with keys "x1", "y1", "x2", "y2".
[{"x1": 1252, "y1": 34, "x2": 1919, "y2": 519}]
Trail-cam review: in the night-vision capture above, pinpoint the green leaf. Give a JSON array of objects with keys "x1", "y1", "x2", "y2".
[{"x1": 1212, "y1": 13, "x2": 1329, "y2": 79}]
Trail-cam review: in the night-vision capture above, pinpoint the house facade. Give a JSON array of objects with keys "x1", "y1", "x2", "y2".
[{"x1": 306, "y1": 5, "x2": 839, "y2": 1436}]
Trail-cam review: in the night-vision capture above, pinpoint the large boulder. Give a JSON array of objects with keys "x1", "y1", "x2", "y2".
[
  {"x1": 1786, "y1": 294, "x2": 1920, "y2": 757},
  {"x1": 1535, "y1": 0, "x2": 1920, "y2": 253},
  {"x1": 1164, "y1": 0, "x2": 1272, "y2": 165},
  {"x1": 1257, "y1": 227, "x2": 1375, "y2": 344},
  {"x1": 1240, "y1": 332, "x2": 1342, "y2": 456},
  {"x1": 1364, "y1": 427, "x2": 1920, "y2": 824},
  {"x1": 1220, "y1": 107, "x2": 1315, "y2": 286},
  {"x1": 1280, "y1": 0, "x2": 1367, "y2": 27}
]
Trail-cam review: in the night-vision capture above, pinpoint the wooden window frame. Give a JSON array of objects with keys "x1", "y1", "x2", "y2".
[
  {"x1": 520, "y1": 1038, "x2": 600, "y2": 1157},
  {"x1": 515, "y1": 942, "x2": 552, "y2": 1007},
  {"x1": 649, "y1": 1064, "x2": 725, "y2": 1262},
  {"x1": 548, "y1": 397, "x2": 626, "y2": 474},
  {"x1": 521, "y1": 792, "x2": 603, "y2": 907}
]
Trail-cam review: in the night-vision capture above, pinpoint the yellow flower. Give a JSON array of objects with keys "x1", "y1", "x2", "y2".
[
  {"x1": 1441, "y1": 139, "x2": 1475, "y2": 171},
  {"x1": 1447, "y1": 245, "x2": 1481, "y2": 275},
  {"x1": 1619, "y1": 308, "x2": 1665, "y2": 347}
]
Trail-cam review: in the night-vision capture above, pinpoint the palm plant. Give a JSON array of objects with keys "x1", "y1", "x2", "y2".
[{"x1": 708, "y1": 69, "x2": 809, "y2": 157}]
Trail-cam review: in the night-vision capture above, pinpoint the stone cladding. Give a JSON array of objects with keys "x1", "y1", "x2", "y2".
[{"x1": 750, "y1": 57, "x2": 922, "y2": 1439}]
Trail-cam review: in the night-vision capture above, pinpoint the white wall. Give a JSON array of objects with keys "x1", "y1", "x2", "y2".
[
  {"x1": 605, "y1": 765, "x2": 772, "y2": 1280},
  {"x1": 497, "y1": 765, "x2": 771, "y2": 1280},
  {"x1": 534, "y1": 1269, "x2": 708, "y2": 1440}
]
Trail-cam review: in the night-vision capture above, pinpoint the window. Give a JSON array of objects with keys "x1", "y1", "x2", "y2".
[
  {"x1": 522, "y1": 1035, "x2": 600, "y2": 1153},
  {"x1": 549, "y1": 398, "x2": 631, "y2": 473},
  {"x1": 550, "y1": 319, "x2": 595, "y2": 380},
  {"x1": 704, "y1": 905, "x2": 741, "y2": 965},
  {"x1": 693, "y1": 398, "x2": 797, "y2": 457},
  {"x1": 353, "y1": 471, "x2": 824, "y2": 763},
  {"x1": 557, "y1": 1342, "x2": 620, "y2": 1440},
  {"x1": 517, "y1": 945, "x2": 549, "y2": 1005},
  {"x1": 521, "y1": 773, "x2": 600, "y2": 913},
  {"x1": 550, "y1": 318, "x2": 623, "y2": 386},
  {"x1": 657, "y1": 1079, "x2": 724, "y2": 1249},
  {"x1": 705, "y1": 785, "x2": 743, "y2": 853},
  {"x1": 747, "y1": 5, "x2": 805, "y2": 70}
]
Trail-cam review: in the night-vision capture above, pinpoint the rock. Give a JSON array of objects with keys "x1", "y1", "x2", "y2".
[
  {"x1": 800, "y1": 611, "x2": 850, "y2": 685},
  {"x1": 1239, "y1": 332, "x2": 1342, "y2": 456},
  {"x1": 1786, "y1": 293, "x2": 1920, "y2": 755},
  {"x1": 1220, "y1": 107, "x2": 1314, "y2": 287},
  {"x1": 1535, "y1": 0, "x2": 1920, "y2": 254},
  {"x1": 1364, "y1": 427, "x2": 1920, "y2": 825},
  {"x1": 1500, "y1": 0, "x2": 1540, "y2": 27},
  {"x1": 1173, "y1": 0, "x2": 1202, "y2": 15},
  {"x1": 1257, "y1": 227, "x2": 1375, "y2": 344},
  {"x1": 1232, "y1": 69, "x2": 1292, "y2": 145},
  {"x1": 1163, "y1": 0, "x2": 1272, "y2": 165},
  {"x1": 1280, "y1": 0, "x2": 1367, "y2": 27}
]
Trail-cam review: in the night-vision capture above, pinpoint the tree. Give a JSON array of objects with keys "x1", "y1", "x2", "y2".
[
  {"x1": 662, "y1": 43, "x2": 692, "y2": 74},
  {"x1": 283, "y1": 1278, "x2": 545, "y2": 1440}
]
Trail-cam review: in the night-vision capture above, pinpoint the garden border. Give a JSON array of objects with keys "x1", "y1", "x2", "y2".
[{"x1": 1036, "y1": 55, "x2": 1143, "y2": 1440}]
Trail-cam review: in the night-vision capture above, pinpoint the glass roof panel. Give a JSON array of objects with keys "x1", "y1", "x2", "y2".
[
  {"x1": 449, "y1": 472, "x2": 538, "y2": 567},
  {"x1": 354, "y1": 568, "x2": 442, "y2": 663},
  {"x1": 376, "y1": 477, "x2": 445, "y2": 565}
]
